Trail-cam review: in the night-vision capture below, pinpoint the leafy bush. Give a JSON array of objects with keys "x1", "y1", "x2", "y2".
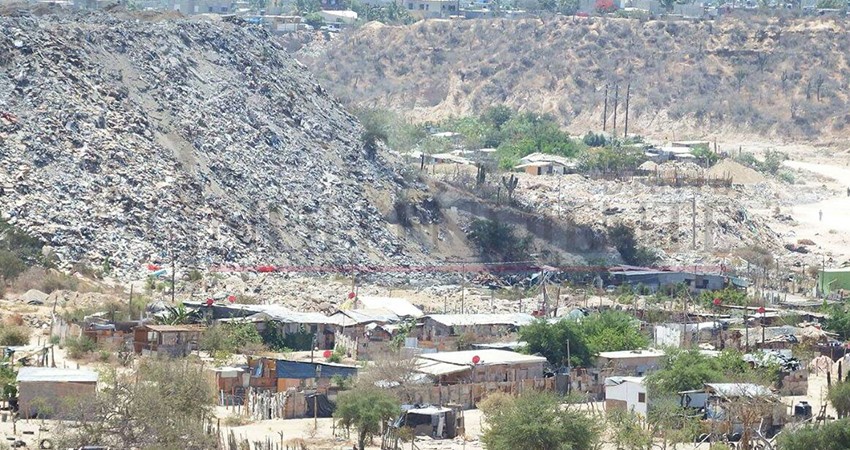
[
  {"x1": 352, "y1": 107, "x2": 426, "y2": 153},
  {"x1": 778, "y1": 418, "x2": 850, "y2": 450},
  {"x1": 467, "y1": 219, "x2": 532, "y2": 262},
  {"x1": 481, "y1": 391, "x2": 599, "y2": 450},
  {"x1": 334, "y1": 387, "x2": 400, "y2": 450},
  {"x1": 261, "y1": 324, "x2": 313, "y2": 351},
  {"x1": 699, "y1": 287, "x2": 749, "y2": 307},
  {"x1": 578, "y1": 146, "x2": 647, "y2": 173},
  {"x1": 0, "y1": 250, "x2": 27, "y2": 281},
  {"x1": 326, "y1": 346, "x2": 345, "y2": 363},
  {"x1": 65, "y1": 336, "x2": 97, "y2": 359},
  {"x1": 735, "y1": 149, "x2": 787, "y2": 175},
  {"x1": 691, "y1": 144, "x2": 719, "y2": 166},
  {"x1": 200, "y1": 323, "x2": 263, "y2": 356},
  {"x1": 608, "y1": 223, "x2": 657, "y2": 266},
  {"x1": 582, "y1": 131, "x2": 608, "y2": 148},
  {"x1": 0, "y1": 326, "x2": 29, "y2": 346}
]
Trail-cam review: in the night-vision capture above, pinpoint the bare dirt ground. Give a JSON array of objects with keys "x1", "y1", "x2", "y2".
[{"x1": 779, "y1": 159, "x2": 850, "y2": 264}]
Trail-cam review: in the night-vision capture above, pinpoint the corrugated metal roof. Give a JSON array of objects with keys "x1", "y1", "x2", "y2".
[
  {"x1": 17, "y1": 367, "x2": 98, "y2": 383},
  {"x1": 598, "y1": 349, "x2": 664, "y2": 360},
  {"x1": 338, "y1": 308, "x2": 400, "y2": 325},
  {"x1": 202, "y1": 303, "x2": 342, "y2": 325},
  {"x1": 418, "y1": 349, "x2": 546, "y2": 367},
  {"x1": 424, "y1": 313, "x2": 535, "y2": 327},
  {"x1": 705, "y1": 383, "x2": 774, "y2": 399},
  {"x1": 605, "y1": 376, "x2": 646, "y2": 386},
  {"x1": 357, "y1": 296, "x2": 423, "y2": 318},
  {"x1": 415, "y1": 360, "x2": 471, "y2": 377},
  {"x1": 143, "y1": 324, "x2": 205, "y2": 332}
]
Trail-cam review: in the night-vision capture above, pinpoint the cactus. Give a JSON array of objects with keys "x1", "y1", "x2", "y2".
[
  {"x1": 501, "y1": 174, "x2": 518, "y2": 203},
  {"x1": 476, "y1": 165, "x2": 486, "y2": 186}
]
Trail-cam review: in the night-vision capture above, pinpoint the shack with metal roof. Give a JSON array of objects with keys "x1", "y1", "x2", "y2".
[
  {"x1": 17, "y1": 367, "x2": 98, "y2": 419},
  {"x1": 133, "y1": 323, "x2": 205, "y2": 356},
  {"x1": 420, "y1": 313, "x2": 535, "y2": 345},
  {"x1": 414, "y1": 349, "x2": 545, "y2": 384}
]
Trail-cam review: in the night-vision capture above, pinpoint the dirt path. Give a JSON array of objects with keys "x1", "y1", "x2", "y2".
[{"x1": 780, "y1": 160, "x2": 850, "y2": 263}]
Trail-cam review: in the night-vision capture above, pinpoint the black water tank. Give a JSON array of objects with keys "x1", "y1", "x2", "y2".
[{"x1": 794, "y1": 401, "x2": 812, "y2": 419}]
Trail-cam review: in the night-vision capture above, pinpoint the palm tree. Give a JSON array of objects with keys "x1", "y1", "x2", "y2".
[{"x1": 156, "y1": 304, "x2": 197, "y2": 325}]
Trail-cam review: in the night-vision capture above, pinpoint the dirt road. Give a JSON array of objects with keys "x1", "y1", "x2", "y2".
[{"x1": 782, "y1": 160, "x2": 850, "y2": 262}]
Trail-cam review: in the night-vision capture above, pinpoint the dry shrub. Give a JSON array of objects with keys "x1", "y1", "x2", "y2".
[
  {"x1": 477, "y1": 391, "x2": 515, "y2": 417},
  {"x1": 3, "y1": 314, "x2": 24, "y2": 326},
  {"x1": 11, "y1": 267, "x2": 79, "y2": 294},
  {"x1": 0, "y1": 325, "x2": 30, "y2": 346}
]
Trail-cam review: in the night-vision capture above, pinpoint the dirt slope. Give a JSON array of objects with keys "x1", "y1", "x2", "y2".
[{"x1": 300, "y1": 16, "x2": 850, "y2": 141}]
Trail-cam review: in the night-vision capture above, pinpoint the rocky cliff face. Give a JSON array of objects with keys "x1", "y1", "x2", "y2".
[{"x1": 0, "y1": 12, "x2": 428, "y2": 276}]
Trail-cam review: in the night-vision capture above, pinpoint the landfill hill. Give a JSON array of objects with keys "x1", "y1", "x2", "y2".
[
  {"x1": 0, "y1": 11, "x2": 473, "y2": 277},
  {"x1": 295, "y1": 17, "x2": 850, "y2": 141}
]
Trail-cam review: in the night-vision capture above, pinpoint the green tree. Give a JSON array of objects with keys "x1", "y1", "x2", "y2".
[
  {"x1": 825, "y1": 305, "x2": 850, "y2": 340},
  {"x1": 828, "y1": 380, "x2": 850, "y2": 419},
  {"x1": 580, "y1": 311, "x2": 649, "y2": 355},
  {"x1": 481, "y1": 391, "x2": 599, "y2": 450},
  {"x1": 519, "y1": 319, "x2": 592, "y2": 367},
  {"x1": 303, "y1": 12, "x2": 324, "y2": 29},
  {"x1": 334, "y1": 387, "x2": 400, "y2": 450},
  {"x1": 467, "y1": 219, "x2": 532, "y2": 262},
  {"x1": 608, "y1": 223, "x2": 657, "y2": 266},
  {"x1": 691, "y1": 144, "x2": 719, "y2": 166},
  {"x1": 645, "y1": 348, "x2": 723, "y2": 396}
]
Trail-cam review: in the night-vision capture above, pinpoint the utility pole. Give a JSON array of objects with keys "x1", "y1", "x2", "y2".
[
  {"x1": 602, "y1": 84, "x2": 609, "y2": 131},
  {"x1": 623, "y1": 82, "x2": 631, "y2": 139},
  {"x1": 170, "y1": 230, "x2": 176, "y2": 305},
  {"x1": 691, "y1": 196, "x2": 697, "y2": 250},
  {"x1": 460, "y1": 261, "x2": 465, "y2": 314},
  {"x1": 129, "y1": 284, "x2": 134, "y2": 320},
  {"x1": 612, "y1": 84, "x2": 619, "y2": 135}
]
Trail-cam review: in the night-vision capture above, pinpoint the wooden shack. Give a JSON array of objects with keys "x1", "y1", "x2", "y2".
[{"x1": 133, "y1": 324, "x2": 204, "y2": 356}]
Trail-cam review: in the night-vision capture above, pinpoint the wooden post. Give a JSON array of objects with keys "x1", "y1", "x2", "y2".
[
  {"x1": 602, "y1": 84, "x2": 609, "y2": 131},
  {"x1": 623, "y1": 82, "x2": 631, "y2": 139},
  {"x1": 691, "y1": 196, "x2": 697, "y2": 250},
  {"x1": 612, "y1": 84, "x2": 619, "y2": 135}
]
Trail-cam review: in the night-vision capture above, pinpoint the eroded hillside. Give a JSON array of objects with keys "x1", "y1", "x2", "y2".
[{"x1": 301, "y1": 17, "x2": 850, "y2": 140}]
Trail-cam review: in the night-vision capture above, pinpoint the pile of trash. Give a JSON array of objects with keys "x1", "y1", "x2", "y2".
[{"x1": 0, "y1": 11, "x2": 423, "y2": 279}]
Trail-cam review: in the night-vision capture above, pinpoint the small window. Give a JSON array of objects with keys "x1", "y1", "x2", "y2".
[
  {"x1": 419, "y1": 3, "x2": 425, "y2": 9},
  {"x1": 408, "y1": 2, "x2": 413, "y2": 8},
  {"x1": 638, "y1": 392, "x2": 646, "y2": 403},
  {"x1": 220, "y1": 6, "x2": 228, "y2": 12},
  {"x1": 208, "y1": 6, "x2": 214, "y2": 12}
]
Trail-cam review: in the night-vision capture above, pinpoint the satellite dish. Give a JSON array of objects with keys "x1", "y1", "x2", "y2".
[
  {"x1": 757, "y1": 306, "x2": 766, "y2": 314},
  {"x1": 323, "y1": 350, "x2": 332, "y2": 359},
  {"x1": 472, "y1": 355, "x2": 480, "y2": 364}
]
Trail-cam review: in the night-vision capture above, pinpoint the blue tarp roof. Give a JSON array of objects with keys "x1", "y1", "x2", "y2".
[{"x1": 274, "y1": 360, "x2": 358, "y2": 379}]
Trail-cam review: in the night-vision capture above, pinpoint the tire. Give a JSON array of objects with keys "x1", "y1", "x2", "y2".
[{"x1": 39, "y1": 438, "x2": 53, "y2": 449}]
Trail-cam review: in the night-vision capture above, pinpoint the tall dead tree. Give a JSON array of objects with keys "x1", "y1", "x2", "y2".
[
  {"x1": 602, "y1": 84, "x2": 609, "y2": 131},
  {"x1": 623, "y1": 82, "x2": 631, "y2": 139},
  {"x1": 612, "y1": 84, "x2": 619, "y2": 135}
]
